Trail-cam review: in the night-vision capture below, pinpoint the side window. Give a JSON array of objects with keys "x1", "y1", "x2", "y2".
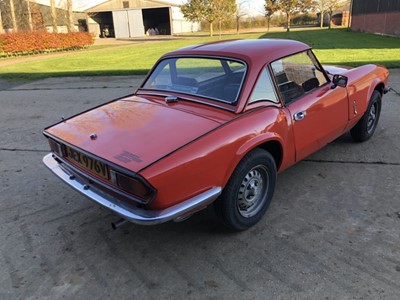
[
  {"x1": 145, "y1": 62, "x2": 172, "y2": 89},
  {"x1": 271, "y1": 50, "x2": 328, "y2": 104},
  {"x1": 249, "y1": 67, "x2": 278, "y2": 104}
]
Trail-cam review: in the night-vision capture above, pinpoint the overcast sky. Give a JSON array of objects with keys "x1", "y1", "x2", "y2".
[{"x1": 36, "y1": 0, "x2": 265, "y2": 16}]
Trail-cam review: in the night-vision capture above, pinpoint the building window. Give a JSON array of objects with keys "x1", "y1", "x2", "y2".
[{"x1": 123, "y1": 1, "x2": 129, "y2": 8}]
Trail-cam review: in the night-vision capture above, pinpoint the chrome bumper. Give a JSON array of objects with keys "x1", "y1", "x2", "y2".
[{"x1": 43, "y1": 153, "x2": 222, "y2": 225}]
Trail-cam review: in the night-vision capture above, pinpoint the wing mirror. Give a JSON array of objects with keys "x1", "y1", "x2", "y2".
[{"x1": 331, "y1": 74, "x2": 348, "y2": 89}]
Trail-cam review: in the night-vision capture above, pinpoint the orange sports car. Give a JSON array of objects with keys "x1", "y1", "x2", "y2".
[{"x1": 43, "y1": 39, "x2": 390, "y2": 230}]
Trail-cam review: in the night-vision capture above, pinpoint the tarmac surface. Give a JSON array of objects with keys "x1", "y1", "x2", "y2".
[{"x1": 0, "y1": 70, "x2": 399, "y2": 299}]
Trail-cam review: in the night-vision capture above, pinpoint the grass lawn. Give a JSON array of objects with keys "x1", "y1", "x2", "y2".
[{"x1": 0, "y1": 28, "x2": 399, "y2": 81}]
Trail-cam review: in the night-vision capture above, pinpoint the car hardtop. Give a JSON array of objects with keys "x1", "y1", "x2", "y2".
[
  {"x1": 162, "y1": 39, "x2": 311, "y2": 66},
  {"x1": 138, "y1": 39, "x2": 314, "y2": 113}
]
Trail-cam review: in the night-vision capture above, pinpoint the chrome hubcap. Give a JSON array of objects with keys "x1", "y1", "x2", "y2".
[
  {"x1": 237, "y1": 165, "x2": 269, "y2": 218},
  {"x1": 367, "y1": 103, "x2": 377, "y2": 134}
]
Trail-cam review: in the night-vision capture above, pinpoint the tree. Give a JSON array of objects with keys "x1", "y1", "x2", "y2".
[
  {"x1": 235, "y1": 0, "x2": 247, "y2": 34},
  {"x1": 28, "y1": 1, "x2": 45, "y2": 31},
  {"x1": 0, "y1": 3, "x2": 4, "y2": 34},
  {"x1": 10, "y1": 0, "x2": 18, "y2": 31},
  {"x1": 66, "y1": 0, "x2": 74, "y2": 32},
  {"x1": 26, "y1": 0, "x2": 33, "y2": 31},
  {"x1": 265, "y1": 0, "x2": 314, "y2": 32},
  {"x1": 264, "y1": 0, "x2": 279, "y2": 31},
  {"x1": 50, "y1": 0, "x2": 57, "y2": 32},
  {"x1": 315, "y1": 0, "x2": 329, "y2": 28},
  {"x1": 0, "y1": 0, "x2": 29, "y2": 32},
  {"x1": 214, "y1": 0, "x2": 236, "y2": 38},
  {"x1": 181, "y1": 0, "x2": 235, "y2": 37},
  {"x1": 181, "y1": 0, "x2": 207, "y2": 32},
  {"x1": 326, "y1": 0, "x2": 347, "y2": 29}
]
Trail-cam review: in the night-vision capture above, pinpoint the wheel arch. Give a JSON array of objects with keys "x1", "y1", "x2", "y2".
[
  {"x1": 367, "y1": 78, "x2": 385, "y2": 101},
  {"x1": 357, "y1": 79, "x2": 385, "y2": 118},
  {"x1": 256, "y1": 140, "x2": 283, "y2": 171},
  {"x1": 235, "y1": 136, "x2": 284, "y2": 174},
  {"x1": 373, "y1": 82, "x2": 385, "y2": 96}
]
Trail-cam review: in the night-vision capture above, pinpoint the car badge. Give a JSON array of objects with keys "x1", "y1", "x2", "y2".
[{"x1": 90, "y1": 133, "x2": 98, "y2": 140}]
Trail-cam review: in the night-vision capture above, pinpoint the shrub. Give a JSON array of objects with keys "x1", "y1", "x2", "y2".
[
  {"x1": 292, "y1": 14, "x2": 318, "y2": 26},
  {"x1": 0, "y1": 31, "x2": 94, "y2": 57}
]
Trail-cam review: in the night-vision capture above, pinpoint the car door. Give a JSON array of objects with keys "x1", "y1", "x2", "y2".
[{"x1": 271, "y1": 50, "x2": 349, "y2": 161}]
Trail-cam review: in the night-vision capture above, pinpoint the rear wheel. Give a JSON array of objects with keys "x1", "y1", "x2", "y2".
[
  {"x1": 215, "y1": 148, "x2": 277, "y2": 231},
  {"x1": 350, "y1": 90, "x2": 382, "y2": 142}
]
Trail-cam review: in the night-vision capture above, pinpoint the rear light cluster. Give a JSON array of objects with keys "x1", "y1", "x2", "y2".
[
  {"x1": 48, "y1": 138, "x2": 64, "y2": 157},
  {"x1": 110, "y1": 170, "x2": 154, "y2": 202}
]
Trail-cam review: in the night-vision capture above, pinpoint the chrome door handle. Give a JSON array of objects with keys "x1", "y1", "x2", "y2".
[{"x1": 294, "y1": 111, "x2": 307, "y2": 121}]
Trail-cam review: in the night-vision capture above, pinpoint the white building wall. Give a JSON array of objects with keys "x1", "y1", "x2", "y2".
[{"x1": 171, "y1": 6, "x2": 200, "y2": 34}]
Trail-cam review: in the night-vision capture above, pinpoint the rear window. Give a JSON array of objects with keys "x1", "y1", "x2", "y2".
[{"x1": 142, "y1": 57, "x2": 247, "y2": 104}]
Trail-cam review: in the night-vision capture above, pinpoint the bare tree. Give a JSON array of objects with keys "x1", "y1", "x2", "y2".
[
  {"x1": 26, "y1": 0, "x2": 33, "y2": 31},
  {"x1": 50, "y1": 0, "x2": 57, "y2": 32},
  {"x1": 31, "y1": 2, "x2": 45, "y2": 31},
  {"x1": 66, "y1": 0, "x2": 74, "y2": 32},
  {"x1": 326, "y1": 0, "x2": 347, "y2": 29},
  {"x1": 10, "y1": 0, "x2": 18, "y2": 31},
  {"x1": 265, "y1": 0, "x2": 279, "y2": 32},
  {"x1": 315, "y1": 0, "x2": 329, "y2": 27},
  {"x1": 214, "y1": 0, "x2": 236, "y2": 38},
  {"x1": 235, "y1": 1, "x2": 247, "y2": 34},
  {"x1": 0, "y1": 4, "x2": 4, "y2": 34}
]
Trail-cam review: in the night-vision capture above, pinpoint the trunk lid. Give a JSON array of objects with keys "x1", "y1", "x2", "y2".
[{"x1": 45, "y1": 97, "x2": 224, "y2": 172}]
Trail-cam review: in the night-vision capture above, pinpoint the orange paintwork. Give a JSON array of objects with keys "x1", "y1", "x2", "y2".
[
  {"x1": 44, "y1": 39, "x2": 389, "y2": 211},
  {"x1": 46, "y1": 97, "x2": 228, "y2": 172},
  {"x1": 140, "y1": 106, "x2": 294, "y2": 210}
]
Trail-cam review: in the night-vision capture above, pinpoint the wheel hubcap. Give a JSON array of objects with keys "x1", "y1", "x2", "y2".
[
  {"x1": 367, "y1": 102, "x2": 377, "y2": 134},
  {"x1": 237, "y1": 165, "x2": 269, "y2": 218}
]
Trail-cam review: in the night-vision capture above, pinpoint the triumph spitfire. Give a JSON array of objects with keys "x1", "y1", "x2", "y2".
[{"x1": 43, "y1": 39, "x2": 389, "y2": 230}]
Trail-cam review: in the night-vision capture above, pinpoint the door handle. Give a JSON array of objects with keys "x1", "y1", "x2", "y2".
[{"x1": 294, "y1": 111, "x2": 307, "y2": 121}]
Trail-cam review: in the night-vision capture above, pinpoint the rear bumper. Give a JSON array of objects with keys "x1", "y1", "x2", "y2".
[{"x1": 43, "y1": 153, "x2": 221, "y2": 225}]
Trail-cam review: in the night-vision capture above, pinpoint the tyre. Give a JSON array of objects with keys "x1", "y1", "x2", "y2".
[
  {"x1": 215, "y1": 148, "x2": 277, "y2": 231},
  {"x1": 350, "y1": 90, "x2": 382, "y2": 142}
]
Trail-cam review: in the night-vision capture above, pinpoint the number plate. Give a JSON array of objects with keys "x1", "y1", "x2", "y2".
[{"x1": 65, "y1": 146, "x2": 109, "y2": 180}]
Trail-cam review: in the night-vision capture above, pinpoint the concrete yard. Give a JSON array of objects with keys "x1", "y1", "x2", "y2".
[{"x1": 0, "y1": 71, "x2": 399, "y2": 299}]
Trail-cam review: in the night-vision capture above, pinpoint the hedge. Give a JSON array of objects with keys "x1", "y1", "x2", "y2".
[{"x1": 0, "y1": 32, "x2": 94, "y2": 57}]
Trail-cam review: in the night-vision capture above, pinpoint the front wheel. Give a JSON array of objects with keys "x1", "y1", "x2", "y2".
[
  {"x1": 350, "y1": 90, "x2": 382, "y2": 142},
  {"x1": 214, "y1": 148, "x2": 277, "y2": 231}
]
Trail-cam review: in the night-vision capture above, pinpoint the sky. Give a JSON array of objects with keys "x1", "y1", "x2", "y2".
[{"x1": 36, "y1": 0, "x2": 266, "y2": 16}]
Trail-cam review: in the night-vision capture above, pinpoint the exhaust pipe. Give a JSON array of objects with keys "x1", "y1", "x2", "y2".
[{"x1": 111, "y1": 218, "x2": 128, "y2": 230}]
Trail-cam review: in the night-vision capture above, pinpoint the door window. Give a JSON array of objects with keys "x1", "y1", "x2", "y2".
[{"x1": 271, "y1": 51, "x2": 328, "y2": 104}]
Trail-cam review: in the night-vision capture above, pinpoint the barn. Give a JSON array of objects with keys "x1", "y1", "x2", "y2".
[
  {"x1": 85, "y1": 0, "x2": 200, "y2": 38},
  {"x1": 351, "y1": 0, "x2": 400, "y2": 36}
]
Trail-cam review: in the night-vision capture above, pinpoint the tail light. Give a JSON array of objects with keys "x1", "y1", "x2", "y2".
[
  {"x1": 48, "y1": 138, "x2": 64, "y2": 157},
  {"x1": 110, "y1": 170, "x2": 155, "y2": 203}
]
